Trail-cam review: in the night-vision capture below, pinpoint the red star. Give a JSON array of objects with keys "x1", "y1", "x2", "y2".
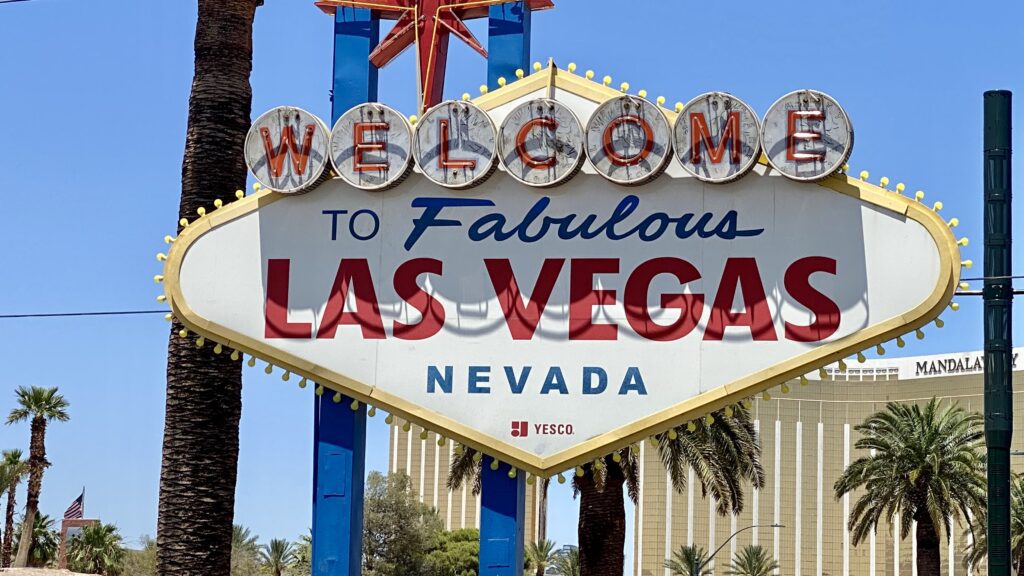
[{"x1": 317, "y1": 0, "x2": 553, "y2": 112}]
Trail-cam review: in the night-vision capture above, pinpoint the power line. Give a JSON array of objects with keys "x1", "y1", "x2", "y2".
[
  {"x1": 961, "y1": 275, "x2": 1024, "y2": 281},
  {"x1": 0, "y1": 310, "x2": 166, "y2": 319}
]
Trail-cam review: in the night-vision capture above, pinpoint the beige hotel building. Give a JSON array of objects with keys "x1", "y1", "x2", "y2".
[{"x1": 390, "y1": 347, "x2": 1024, "y2": 575}]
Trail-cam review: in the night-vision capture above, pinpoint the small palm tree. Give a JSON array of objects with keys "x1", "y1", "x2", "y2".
[
  {"x1": 834, "y1": 398, "x2": 986, "y2": 576},
  {"x1": 726, "y1": 545, "x2": 778, "y2": 576},
  {"x1": 525, "y1": 539, "x2": 557, "y2": 576},
  {"x1": 66, "y1": 522, "x2": 124, "y2": 575},
  {"x1": 551, "y1": 546, "x2": 580, "y2": 576},
  {"x1": 14, "y1": 513, "x2": 59, "y2": 568},
  {"x1": 0, "y1": 449, "x2": 27, "y2": 567},
  {"x1": 6, "y1": 386, "x2": 70, "y2": 567},
  {"x1": 664, "y1": 544, "x2": 712, "y2": 576},
  {"x1": 292, "y1": 530, "x2": 312, "y2": 575},
  {"x1": 259, "y1": 538, "x2": 295, "y2": 576}
]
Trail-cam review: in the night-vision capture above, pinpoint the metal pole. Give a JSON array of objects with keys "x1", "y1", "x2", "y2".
[{"x1": 985, "y1": 89, "x2": 1013, "y2": 576}]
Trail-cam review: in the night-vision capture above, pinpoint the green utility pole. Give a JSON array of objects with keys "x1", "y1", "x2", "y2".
[{"x1": 985, "y1": 89, "x2": 1013, "y2": 576}]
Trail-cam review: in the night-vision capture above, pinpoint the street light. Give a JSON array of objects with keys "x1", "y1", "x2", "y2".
[{"x1": 697, "y1": 523, "x2": 784, "y2": 574}]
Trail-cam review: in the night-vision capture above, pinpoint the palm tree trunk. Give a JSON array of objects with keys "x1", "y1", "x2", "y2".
[
  {"x1": 156, "y1": 1, "x2": 258, "y2": 574},
  {"x1": 915, "y1": 513, "x2": 941, "y2": 576},
  {"x1": 538, "y1": 477, "x2": 549, "y2": 542},
  {"x1": 577, "y1": 457, "x2": 626, "y2": 576},
  {"x1": 13, "y1": 418, "x2": 47, "y2": 567},
  {"x1": 2, "y1": 481, "x2": 14, "y2": 567}
]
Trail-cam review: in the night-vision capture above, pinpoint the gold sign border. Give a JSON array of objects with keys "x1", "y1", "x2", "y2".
[{"x1": 164, "y1": 65, "x2": 960, "y2": 477}]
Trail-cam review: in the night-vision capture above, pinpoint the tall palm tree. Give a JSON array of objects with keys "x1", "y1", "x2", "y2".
[
  {"x1": 156, "y1": 1, "x2": 261, "y2": 575},
  {"x1": 725, "y1": 544, "x2": 778, "y2": 576},
  {"x1": 525, "y1": 539, "x2": 557, "y2": 576},
  {"x1": 537, "y1": 476, "x2": 550, "y2": 543},
  {"x1": 6, "y1": 386, "x2": 69, "y2": 567},
  {"x1": 0, "y1": 449, "x2": 26, "y2": 567},
  {"x1": 66, "y1": 522, "x2": 124, "y2": 576},
  {"x1": 664, "y1": 544, "x2": 712, "y2": 576},
  {"x1": 551, "y1": 546, "x2": 580, "y2": 576},
  {"x1": 834, "y1": 398, "x2": 986, "y2": 576},
  {"x1": 963, "y1": 473, "x2": 1024, "y2": 573},
  {"x1": 259, "y1": 538, "x2": 295, "y2": 576},
  {"x1": 449, "y1": 404, "x2": 763, "y2": 576}
]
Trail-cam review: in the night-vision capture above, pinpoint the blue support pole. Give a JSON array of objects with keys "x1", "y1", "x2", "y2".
[
  {"x1": 487, "y1": 2, "x2": 532, "y2": 89},
  {"x1": 479, "y1": 458, "x2": 527, "y2": 576},
  {"x1": 479, "y1": 8, "x2": 532, "y2": 573},
  {"x1": 312, "y1": 7, "x2": 379, "y2": 576},
  {"x1": 331, "y1": 7, "x2": 380, "y2": 116}
]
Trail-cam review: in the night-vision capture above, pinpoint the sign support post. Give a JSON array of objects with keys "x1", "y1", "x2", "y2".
[
  {"x1": 984, "y1": 89, "x2": 1013, "y2": 576},
  {"x1": 476, "y1": 7, "x2": 532, "y2": 572},
  {"x1": 480, "y1": 458, "x2": 526, "y2": 576},
  {"x1": 488, "y1": 1, "x2": 533, "y2": 88},
  {"x1": 312, "y1": 7, "x2": 379, "y2": 576}
]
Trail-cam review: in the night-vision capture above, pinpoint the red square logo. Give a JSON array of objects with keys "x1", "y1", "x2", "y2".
[{"x1": 511, "y1": 421, "x2": 529, "y2": 437}]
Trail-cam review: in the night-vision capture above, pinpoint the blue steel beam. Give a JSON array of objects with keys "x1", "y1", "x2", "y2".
[
  {"x1": 487, "y1": 2, "x2": 532, "y2": 89},
  {"x1": 480, "y1": 458, "x2": 527, "y2": 576},
  {"x1": 478, "y1": 7, "x2": 532, "y2": 574},
  {"x1": 312, "y1": 7, "x2": 379, "y2": 576}
]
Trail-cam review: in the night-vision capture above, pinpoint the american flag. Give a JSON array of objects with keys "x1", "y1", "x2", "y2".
[{"x1": 63, "y1": 490, "x2": 84, "y2": 520}]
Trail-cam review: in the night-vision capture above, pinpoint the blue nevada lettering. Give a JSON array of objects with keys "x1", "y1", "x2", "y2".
[{"x1": 426, "y1": 365, "x2": 648, "y2": 395}]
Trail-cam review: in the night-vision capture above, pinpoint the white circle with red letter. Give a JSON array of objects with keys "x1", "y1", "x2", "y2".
[
  {"x1": 245, "y1": 106, "x2": 330, "y2": 194},
  {"x1": 585, "y1": 96, "x2": 672, "y2": 186},
  {"x1": 330, "y1": 103, "x2": 413, "y2": 191},
  {"x1": 498, "y1": 99, "x2": 584, "y2": 188},
  {"x1": 674, "y1": 92, "x2": 761, "y2": 184},
  {"x1": 761, "y1": 90, "x2": 853, "y2": 182},
  {"x1": 413, "y1": 100, "x2": 497, "y2": 189}
]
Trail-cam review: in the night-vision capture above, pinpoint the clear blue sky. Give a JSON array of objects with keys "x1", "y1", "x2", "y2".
[{"x1": 0, "y1": 0, "x2": 1022, "y2": 566}]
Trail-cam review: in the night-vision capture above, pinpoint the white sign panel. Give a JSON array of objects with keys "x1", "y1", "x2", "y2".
[{"x1": 165, "y1": 167, "x2": 958, "y2": 474}]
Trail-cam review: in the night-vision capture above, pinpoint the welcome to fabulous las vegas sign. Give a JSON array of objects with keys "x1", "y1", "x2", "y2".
[{"x1": 158, "y1": 64, "x2": 962, "y2": 477}]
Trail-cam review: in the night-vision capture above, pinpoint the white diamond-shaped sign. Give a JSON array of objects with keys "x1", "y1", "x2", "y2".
[{"x1": 163, "y1": 71, "x2": 959, "y2": 476}]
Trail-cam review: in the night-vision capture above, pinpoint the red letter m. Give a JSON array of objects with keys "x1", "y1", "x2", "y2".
[
  {"x1": 689, "y1": 112, "x2": 741, "y2": 164},
  {"x1": 260, "y1": 124, "x2": 317, "y2": 177}
]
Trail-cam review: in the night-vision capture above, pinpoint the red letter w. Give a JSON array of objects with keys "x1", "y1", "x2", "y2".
[{"x1": 260, "y1": 124, "x2": 317, "y2": 177}]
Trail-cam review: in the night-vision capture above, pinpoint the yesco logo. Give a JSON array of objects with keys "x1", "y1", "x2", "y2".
[{"x1": 511, "y1": 421, "x2": 574, "y2": 438}]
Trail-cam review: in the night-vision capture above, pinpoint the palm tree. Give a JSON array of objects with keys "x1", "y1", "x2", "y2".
[
  {"x1": 6, "y1": 386, "x2": 69, "y2": 567},
  {"x1": 292, "y1": 530, "x2": 312, "y2": 575},
  {"x1": 525, "y1": 539, "x2": 557, "y2": 576},
  {"x1": 537, "y1": 476, "x2": 550, "y2": 542},
  {"x1": 551, "y1": 546, "x2": 580, "y2": 576},
  {"x1": 231, "y1": 525, "x2": 260, "y2": 556},
  {"x1": 664, "y1": 544, "x2": 712, "y2": 576},
  {"x1": 726, "y1": 545, "x2": 778, "y2": 576},
  {"x1": 0, "y1": 449, "x2": 26, "y2": 567},
  {"x1": 452, "y1": 404, "x2": 763, "y2": 576},
  {"x1": 834, "y1": 398, "x2": 986, "y2": 576},
  {"x1": 66, "y1": 522, "x2": 125, "y2": 575},
  {"x1": 260, "y1": 538, "x2": 295, "y2": 576},
  {"x1": 230, "y1": 525, "x2": 260, "y2": 576},
  {"x1": 14, "y1": 513, "x2": 59, "y2": 568},
  {"x1": 155, "y1": 2, "x2": 261, "y2": 575},
  {"x1": 964, "y1": 473, "x2": 1024, "y2": 573}
]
